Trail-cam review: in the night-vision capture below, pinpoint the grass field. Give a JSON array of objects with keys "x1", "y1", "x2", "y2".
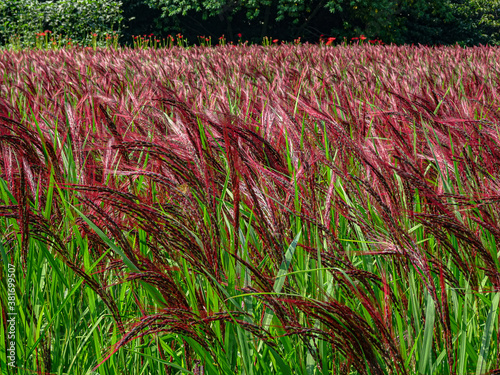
[{"x1": 0, "y1": 44, "x2": 500, "y2": 374}]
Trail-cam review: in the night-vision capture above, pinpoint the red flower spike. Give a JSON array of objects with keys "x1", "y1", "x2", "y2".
[{"x1": 326, "y1": 37, "x2": 336, "y2": 46}]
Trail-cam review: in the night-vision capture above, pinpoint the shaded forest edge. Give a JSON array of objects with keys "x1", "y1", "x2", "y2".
[{"x1": 0, "y1": 0, "x2": 499, "y2": 48}]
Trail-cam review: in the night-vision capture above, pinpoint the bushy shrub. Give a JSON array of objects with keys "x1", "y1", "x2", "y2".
[
  {"x1": 0, "y1": 0, "x2": 123, "y2": 47},
  {"x1": 0, "y1": 0, "x2": 41, "y2": 45}
]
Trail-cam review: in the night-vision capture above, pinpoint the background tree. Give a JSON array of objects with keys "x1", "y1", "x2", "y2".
[
  {"x1": 144, "y1": 0, "x2": 499, "y2": 44},
  {"x1": 145, "y1": 0, "x2": 345, "y2": 42},
  {"x1": 448, "y1": 0, "x2": 500, "y2": 45}
]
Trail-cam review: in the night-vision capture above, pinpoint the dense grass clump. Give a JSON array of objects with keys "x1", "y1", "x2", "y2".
[{"x1": 0, "y1": 44, "x2": 500, "y2": 374}]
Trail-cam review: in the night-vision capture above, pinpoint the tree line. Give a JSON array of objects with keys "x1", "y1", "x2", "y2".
[{"x1": 1, "y1": 0, "x2": 499, "y2": 47}]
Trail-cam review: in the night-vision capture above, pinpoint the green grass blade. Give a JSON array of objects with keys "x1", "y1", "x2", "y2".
[
  {"x1": 419, "y1": 292, "x2": 435, "y2": 374},
  {"x1": 476, "y1": 292, "x2": 500, "y2": 375}
]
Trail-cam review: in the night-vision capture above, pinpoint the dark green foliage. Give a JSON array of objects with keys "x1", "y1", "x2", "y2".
[
  {"x1": 143, "y1": 0, "x2": 346, "y2": 42},
  {"x1": 397, "y1": 0, "x2": 457, "y2": 45},
  {"x1": 141, "y1": 0, "x2": 499, "y2": 45},
  {"x1": 120, "y1": 0, "x2": 169, "y2": 43}
]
